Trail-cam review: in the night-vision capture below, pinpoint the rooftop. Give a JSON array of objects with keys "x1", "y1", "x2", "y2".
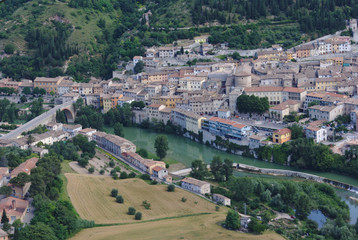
[{"x1": 181, "y1": 177, "x2": 210, "y2": 187}]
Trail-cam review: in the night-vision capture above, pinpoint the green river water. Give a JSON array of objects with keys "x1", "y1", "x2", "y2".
[{"x1": 120, "y1": 127, "x2": 358, "y2": 187}]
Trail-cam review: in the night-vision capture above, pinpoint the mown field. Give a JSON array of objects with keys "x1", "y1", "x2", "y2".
[
  {"x1": 66, "y1": 173, "x2": 223, "y2": 224},
  {"x1": 70, "y1": 213, "x2": 284, "y2": 240}
]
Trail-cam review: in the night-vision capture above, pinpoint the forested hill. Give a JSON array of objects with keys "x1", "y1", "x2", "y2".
[{"x1": 0, "y1": 0, "x2": 357, "y2": 81}]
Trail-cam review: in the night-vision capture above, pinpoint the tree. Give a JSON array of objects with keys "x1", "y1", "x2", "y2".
[
  {"x1": 225, "y1": 210, "x2": 240, "y2": 230},
  {"x1": 0, "y1": 186, "x2": 11, "y2": 197},
  {"x1": 296, "y1": 193, "x2": 311, "y2": 220},
  {"x1": 167, "y1": 184, "x2": 175, "y2": 192},
  {"x1": 111, "y1": 189, "x2": 118, "y2": 197},
  {"x1": 135, "y1": 212, "x2": 142, "y2": 220},
  {"x1": 211, "y1": 156, "x2": 224, "y2": 182},
  {"x1": 114, "y1": 122, "x2": 124, "y2": 137},
  {"x1": 4, "y1": 44, "x2": 15, "y2": 54},
  {"x1": 137, "y1": 148, "x2": 148, "y2": 158},
  {"x1": 88, "y1": 167, "x2": 94, "y2": 174},
  {"x1": 22, "y1": 87, "x2": 32, "y2": 95},
  {"x1": 9, "y1": 172, "x2": 30, "y2": 187},
  {"x1": 128, "y1": 207, "x2": 136, "y2": 215},
  {"x1": 190, "y1": 159, "x2": 209, "y2": 180},
  {"x1": 134, "y1": 60, "x2": 144, "y2": 73},
  {"x1": 116, "y1": 195, "x2": 124, "y2": 203},
  {"x1": 154, "y1": 135, "x2": 169, "y2": 160},
  {"x1": 120, "y1": 171, "x2": 128, "y2": 179},
  {"x1": 248, "y1": 217, "x2": 266, "y2": 234},
  {"x1": 223, "y1": 158, "x2": 233, "y2": 181},
  {"x1": 288, "y1": 124, "x2": 304, "y2": 139},
  {"x1": 1, "y1": 209, "x2": 10, "y2": 231},
  {"x1": 18, "y1": 222, "x2": 58, "y2": 240},
  {"x1": 20, "y1": 96, "x2": 27, "y2": 103}
]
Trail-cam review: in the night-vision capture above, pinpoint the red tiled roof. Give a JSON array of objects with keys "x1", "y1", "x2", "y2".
[
  {"x1": 11, "y1": 157, "x2": 38, "y2": 177},
  {"x1": 148, "y1": 103, "x2": 162, "y2": 108},
  {"x1": 152, "y1": 166, "x2": 163, "y2": 172},
  {"x1": 209, "y1": 117, "x2": 246, "y2": 129},
  {"x1": 273, "y1": 128, "x2": 291, "y2": 135},
  {"x1": 283, "y1": 87, "x2": 306, "y2": 93}
]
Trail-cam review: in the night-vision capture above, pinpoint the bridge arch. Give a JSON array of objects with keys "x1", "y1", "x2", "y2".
[{"x1": 62, "y1": 108, "x2": 75, "y2": 123}]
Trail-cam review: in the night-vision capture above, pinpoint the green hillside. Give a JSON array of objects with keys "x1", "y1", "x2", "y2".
[{"x1": 0, "y1": 0, "x2": 357, "y2": 81}]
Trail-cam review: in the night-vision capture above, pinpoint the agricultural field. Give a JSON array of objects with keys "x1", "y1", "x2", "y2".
[
  {"x1": 66, "y1": 173, "x2": 222, "y2": 224},
  {"x1": 71, "y1": 213, "x2": 284, "y2": 240}
]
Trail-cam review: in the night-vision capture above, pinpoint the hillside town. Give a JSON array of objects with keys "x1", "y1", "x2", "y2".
[{"x1": 0, "y1": 17, "x2": 358, "y2": 240}]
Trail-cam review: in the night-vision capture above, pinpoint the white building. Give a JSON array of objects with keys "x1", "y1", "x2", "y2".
[
  {"x1": 181, "y1": 177, "x2": 210, "y2": 195},
  {"x1": 212, "y1": 193, "x2": 231, "y2": 206},
  {"x1": 62, "y1": 124, "x2": 82, "y2": 137},
  {"x1": 305, "y1": 126, "x2": 327, "y2": 143}
]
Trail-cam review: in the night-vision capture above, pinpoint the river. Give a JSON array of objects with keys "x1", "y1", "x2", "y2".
[{"x1": 120, "y1": 127, "x2": 358, "y2": 187}]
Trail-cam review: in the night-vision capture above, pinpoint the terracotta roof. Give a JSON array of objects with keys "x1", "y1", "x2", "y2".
[
  {"x1": 273, "y1": 128, "x2": 291, "y2": 135},
  {"x1": 79, "y1": 128, "x2": 96, "y2": 133},
  {"x1": 152, "y1": 166, "x2": 164, "y2": 172},
  {"x1": 148, "y1": 103, "x2": 162, "y2": 108},
  {"x1": 0, "y1": 197, "x2": 28, "y2": 220},
  {"x1": 209, "y1": 117, "x2": 246, "y2": 129},
  {"x1": 11, "y1": 157, "x2": 38, "y2": 177},
  {"x1": 250, "y1": 135, "x2": 265, "y2": 141},
  {"x1": 244, "y1": 86, "x2": 284, "y2": 92},
  {"x1": 283, "y1": 87, "x2": 306, "y2": 93},
  {"x1": 306, "y1": 126, "x2": 321, "y2": 132}
]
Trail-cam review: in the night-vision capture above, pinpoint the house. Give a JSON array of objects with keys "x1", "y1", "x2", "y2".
[
  {"x1": 212, "y1": 193, "x2": 231, "y2": 206},
  {"x1": 93, "y1": 132, "x2": 136, "y2": 156},
  {"x1": 10, "y1": 157, "x2": 39, "y2": 198},
  {"x1": 269, "y1": 100, "x2": 300, "y2": 120},
  {"x1": 151, "y1": 166, "x2": 168, "y2": 180},
  {"x1": 272, "y1": 128, "x2": 291, "y2": 144},
  {"x1": 164, "y1": 175, "x2": 172, "y2": 183},
  {"x1": 158, "y1": 47, "x2": 175, "y2": 58},
  {"x1": 0, "y1": 168, "x2": 9, "y2": 187},
  {"x1": 194, "y1": 35, "x2": 209, "y2": 44},
  {"x1": 31, "y1": 146, "x2": 48, "y2": 157},
  {"x1": 78, "y1": 128, "x2": 97, "y2": 141},
  {"x1": 181, "y1": 177, "x2": 210, "y2": 195},
  {"x1": 241, "y1": 217, "x2": 251, "y2": 229},
  {"x1": 0, "y1": 197, "x2": 29, "y2": 223},
  {"x1": 249, "y1": 135, "x2": 265, "y2": 149},
  {"x1": 45, "y1": 122, "x2": 63, "y2": 131},
  {"x1": 305, "y1": 126, "x2": 327, "y2": 143},
  {"x1": 122, "y1": 152, "x2": 166, "y2": 174},
  {"x1": 218, "y1": 109, "x2": 230, "y2": 119},
  {"x1": 62, "y1": 124, "x2": 82, "y2": 137}
]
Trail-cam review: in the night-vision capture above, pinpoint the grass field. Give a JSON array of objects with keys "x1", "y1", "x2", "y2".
[
  {"x1": 71, "y1": 213, "x2": 284, "y2": 240},
  {"x1": 66, "y1": 173, "x2": 223, "y2": 224}
]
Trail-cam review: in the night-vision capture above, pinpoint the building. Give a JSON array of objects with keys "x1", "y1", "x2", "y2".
[
  {"x1": 33, "y1": 76, "x2": 64, "y2": 94},
  {"x1": 249, "y1": 135, "x2": 265, "y2": 149},
  {"x1": 269, "y1": 100, "x2": 300, "y2": 120},
  {"x1": 151, "y1": 166, "x2": 168, "y2": 180},
  {"x1": 0, "y1": 229, "x2": 8, "y2": 240},
  {"x1": 305, "y1": 126, "x2": 328, "y2": 143},
  {"x1": 181, "y1": 177, "x2": 210, "y2": 195},
  {"x1": 202, "y1": 117, "x2": 250, "y2": 140},
  {"x1": 78, "y1": 128, "x2": 97, "y2": 141},
  {"x1": 93, "y1": 131, "x2": 136, "y2": 156},
  {"x1": 159, "y1": 95, "x2": 183, "y2": 108},
  {"x1": 218, "y1": 109, "x2": 230, "y2": 119},
  {"x1": 158, "y1": 47, "x2": 175, "y2": 58},
  {"x1": 194, "y1": 35, "x2": 209, "y2": 44},
  {"x1": 46, "y1": 122, "x2": 63, "y2": 131},
  {"x1": 122, "y1": 152, "x2": 166, "y2": 174},
  {"x1": 62, "y1": 124, "x2": 82, "y2": 137},
  {"x1": 212, "y1": 193, "x2": 231, "y2": 206},
  {"x1": 171, "y1": 108, "x2": 206, "y2": 134},
  {"x1": 308, "y1": 104, "x2": 344, "y2": 121},
  {"x1": 0, "y1": 197, "x2": 29, "y2": 223},
  {"x1": 272, "y1": 128, "x2": 291, "y2": 144}
]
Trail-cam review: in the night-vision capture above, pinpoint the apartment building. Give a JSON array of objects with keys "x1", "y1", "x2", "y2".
[
  {"x1": 181, "y1": 177, "x2": 210, "y2": 195},
  {"x1": 171, "y1": 108, "x2": 206, "y2": 134},
  {"x1": 93, "y1": 131, "x2": 136, "y2": 156},
  {"x1": 34, "y1": 76, "x2": 64, "y2": 94},
  {"x1": 202, "y1": 117, "x2": 250, "y2": 140}
]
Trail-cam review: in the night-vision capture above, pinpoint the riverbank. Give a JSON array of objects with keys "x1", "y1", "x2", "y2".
[{"x1": 114, "y1": 126, "x2": 358, "y2": 187}]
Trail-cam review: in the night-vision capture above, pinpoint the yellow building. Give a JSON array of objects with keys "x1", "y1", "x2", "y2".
[
  {"x1": 34, "y1": 77, "x2": 64, "y2": 94},
  {"x1": 159, "y1": 95, "x2": 183, "y2": 108},
  {"x1": 100, "y1": 94, "x2": 112, "y2": 113},
  {"x1": 315, "y1": 78, "x2": 340, "y2": 91},
  {"x1": 194, "y1": 35, "x2": 209, "y2": 44},
  {"x1": 273, "y1": 128, "x2": 291, "y2": 144}
]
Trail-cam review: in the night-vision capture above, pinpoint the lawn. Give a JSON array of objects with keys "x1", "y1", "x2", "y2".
[
  {"x1": 70, "y1": 213, "x2": 284, "y2": 240},
  {"x1": 65, "y1": 173, "x2": 223, "y2": 224}
]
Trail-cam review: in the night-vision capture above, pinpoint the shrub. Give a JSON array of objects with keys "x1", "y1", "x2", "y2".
[
  {"x1": 111, "y1": 189, "x2": 118, "y2": 197},
  {"x1": 181, "y1": 197, "x2": 187, "y2": 202},
  {"x1": 128, "y1": 172, "x2": 136, "y2": 178},
  {"x1": 140, "y1": 174, "x2": 151, "y2": 180},
  {"x1": 128, "y1": 207, "x2": 136, "y2": 215},
  {"x1": 110, "y1": 169, "x2": 117, "y2": 176},
  {"x1": 150, "y1": 180, "x2": 158, "y2": 185},
  {"x1": 88, "y1": 167, "x2": 95, "y2": 174},
  {"x1": 109, "y1": 160, "x2": 115, "y2": 167},
  {"x1": 120, "y1": 172, "x2": 128, "y2": 179},
  {"x1": 216, "y1": 206, "x2": 220, "y2": 211},
  {"x1": 116, "y1": 195, "x2": 124, "y2": 203},
  {"x1": 112, "y1": 173, "x2": 118, "y2": 180},
  {"x1": 135, "y1": 212, "x2": 142, "y2": 220},
  {"x1": 99, "y1": 169, "x2": 105, "y2": 175},
  {"x1": 114, "y1": 166, "x2": 121, "y2": 172},
  {"x1": 142, "y1": 200, "x2": 151, "y2": 209},
  {"x1": 167, "y1": 184, "x2": 175, "y2": 192}
]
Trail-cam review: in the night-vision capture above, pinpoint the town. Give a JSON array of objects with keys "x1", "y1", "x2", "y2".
[{"x1": 0, "y1": 15, "x2": 358, "y2": 240}]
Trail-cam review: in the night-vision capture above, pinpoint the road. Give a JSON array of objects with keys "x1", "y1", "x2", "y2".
[{"x1": 0, "y1": 101, "x2": 74, "y2": 140}]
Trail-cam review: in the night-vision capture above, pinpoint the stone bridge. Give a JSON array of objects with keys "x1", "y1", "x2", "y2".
[{"x1": 1, "y1": 101, "x2": 76, "y2": 140}]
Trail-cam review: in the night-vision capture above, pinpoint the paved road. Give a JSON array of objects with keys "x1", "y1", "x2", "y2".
[{"x1": 0, "y1": 101, "x2": 74, "y2": 140}]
